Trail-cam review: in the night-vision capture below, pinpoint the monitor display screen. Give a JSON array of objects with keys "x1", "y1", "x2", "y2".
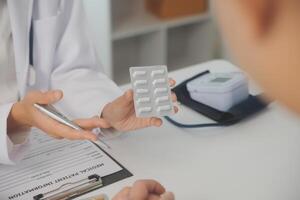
[{"x1": 211, "y1": 77, "x2": 231, "y2": 83}]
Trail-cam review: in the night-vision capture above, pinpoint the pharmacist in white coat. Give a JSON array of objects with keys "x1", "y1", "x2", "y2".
[{"x1": 0, "y1": 0, "x2": 177, "y2": 166}]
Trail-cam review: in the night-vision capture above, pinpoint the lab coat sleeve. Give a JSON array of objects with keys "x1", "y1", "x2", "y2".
[
  {"x1": 50, "y1": 0, "x2": 122, "y2": 119},
  {"x1": 0, "y1": 103, "x2": 29, "y2": 165}
]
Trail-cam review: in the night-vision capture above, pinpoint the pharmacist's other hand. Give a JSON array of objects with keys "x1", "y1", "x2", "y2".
[
  {"x1": 8, "y1": 90, "x2": 109, "y2": 141},
  {"x1": 101, "y1": 79, "x2": 178, "y2": 132},
  {"x1": 113, "y1": 180, "x2": 175, "y2": 200}
]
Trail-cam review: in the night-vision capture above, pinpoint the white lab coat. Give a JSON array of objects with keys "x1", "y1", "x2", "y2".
[{"x1": 0, "y1": 0, "x2": 122, "y2": 165}]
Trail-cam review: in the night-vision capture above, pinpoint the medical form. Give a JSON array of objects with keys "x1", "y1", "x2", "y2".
[{"x1": 0, "y1": 129, "x2": 131, "y2": 200}]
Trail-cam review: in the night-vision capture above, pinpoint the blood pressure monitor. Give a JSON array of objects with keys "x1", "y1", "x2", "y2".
[{"x1": 186, "y1": 72, "x2": 249, "y2": 112}]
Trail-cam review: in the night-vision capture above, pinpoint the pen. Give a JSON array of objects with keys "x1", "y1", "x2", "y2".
[{"x1": 34, "y1": 103, "x2": 111, "y2": 149}]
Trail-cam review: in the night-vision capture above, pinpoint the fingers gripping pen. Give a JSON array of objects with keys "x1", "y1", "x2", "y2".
[{"x1": 34, "y1": 104, "x2": 111, "y2": 149}]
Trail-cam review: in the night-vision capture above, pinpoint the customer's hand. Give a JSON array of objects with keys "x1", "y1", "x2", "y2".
[
  {"x1": 7, "y1": 90, "x2": 110, "y2": 141},
  {"x1": 113, "y1": 180, "x2": 174, "y2": 200},
  {"x1": 101, "y1": 79, "x2": 178, "y2": 132}
]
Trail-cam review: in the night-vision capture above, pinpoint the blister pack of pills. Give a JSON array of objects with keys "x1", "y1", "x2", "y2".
[{"x1": 130, "y1": 65, "x2": 174, "y2": 118}]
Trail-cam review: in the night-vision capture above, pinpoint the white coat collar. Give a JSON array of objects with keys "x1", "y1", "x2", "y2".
[{"x1": 7, "y1": 0, "x2": 33, "y2": 97}]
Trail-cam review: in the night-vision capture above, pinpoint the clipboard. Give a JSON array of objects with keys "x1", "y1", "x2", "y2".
[{"x1": 33, "y1": 142, "x2": 132, "y2": 200}]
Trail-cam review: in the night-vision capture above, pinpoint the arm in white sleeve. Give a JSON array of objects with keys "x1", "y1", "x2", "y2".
[
  {"x1": 0, "y1": 103, "x2": 29, "y2": 165},
  {"x1": 50, "y1": 0, "x2": 122, "y2": 119}
]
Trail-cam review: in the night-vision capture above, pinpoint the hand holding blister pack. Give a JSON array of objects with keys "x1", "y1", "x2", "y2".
[{"x1": 130, "y1": 66, "x2": 175, "y2": 118}]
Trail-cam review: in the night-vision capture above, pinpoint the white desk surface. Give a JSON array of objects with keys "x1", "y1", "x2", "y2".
[{"x1": 83, "y1": 60, "x2": 300, "y2": 200}]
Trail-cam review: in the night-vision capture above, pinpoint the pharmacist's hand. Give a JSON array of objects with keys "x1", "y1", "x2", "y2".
[
  {"x1": 101, "y1": 79, "x2": 178, "y2": 132},
  {"x1": 113, "y1": 180, "x2": 174, "y2": 200},
  {"x1": 8, "y1": 90, "x2": 109, "y2": 141}
]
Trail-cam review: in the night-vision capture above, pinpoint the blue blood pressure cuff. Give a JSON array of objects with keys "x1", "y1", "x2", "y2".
[{"x1": 170, "y1": 71, "x2": 270, "y2": 127}]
